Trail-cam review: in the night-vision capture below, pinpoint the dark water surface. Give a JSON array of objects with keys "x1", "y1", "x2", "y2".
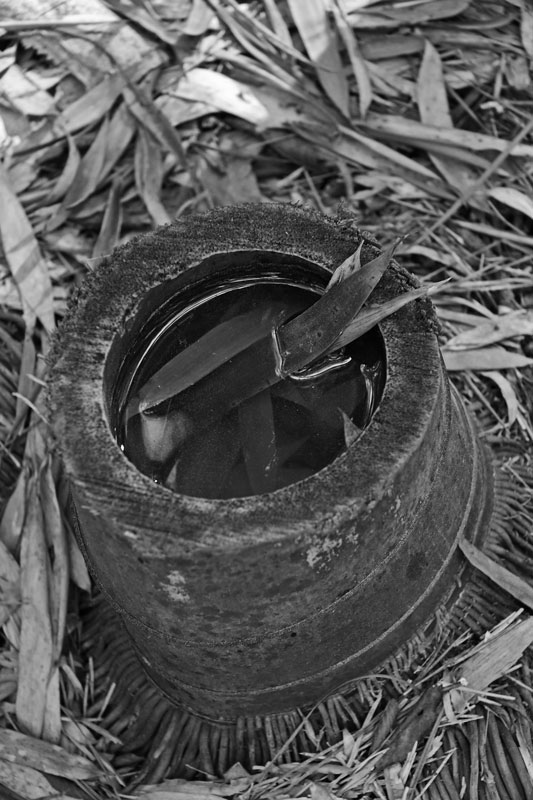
[{"x1": 116, "y1": 280, "x2": 385, "y2": 498}]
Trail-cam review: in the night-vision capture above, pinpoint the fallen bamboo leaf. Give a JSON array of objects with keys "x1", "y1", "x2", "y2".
[
  {"x1": 262, "y1": 0, "x2": 292, "y2": 46},
  {"x1": 104, "y1": 0, "x2": 177, "y2": 46},
  {"x1": 442, "y1": 346, "x2": 533, "y2": 372},
  {"x1": 341, "y1": 125, "x2": 443, "y2": 181},
  {"x1": 174, "y1": 68, "x2": 269, "y2": 126},
  {"x1": 0, "y1": 469, "x2": 28, "y2": 553},
  {"x1": 183, "y1": 0, "x2": 214, "y2": 36},
  {"x1": 62, "y1": 116, "x2": 110, "y2": 209},
  {"x1": 448, "y1": 614, "x2": 533, "y2": 716},
  {"x1": 417, "y1": 40, "x2": 477, "y2": 193},
  {"x1": 0, "y1": 759, "x2": 60, "y2": 800},
  {"x1": 123, "y1": 81, "x2": 200, "y2": 194},
  {"x1": 10, "y1": 0, "x2": 165, "y2": 87},
  {"x1": 55, "y1": 74, "x2": 124, "y2": 136},
  {"x1": 42, "y1": 664, "x2": 61, "y2": 744},
  {"x1": 92, "y1": 176, "x2": 123, "y2": 258},
  {"x1": 460, "y1": 539, "x2": 533, "y2": 611},
  {"x1": 481, "y1": 371, "x2": 519, "y2": 427},
  {"x1": 40, "y1": 460, "x2": 69, "y2": 661},
  {"x1": 15, "y1": 479, "x2": 53, "y2": 738},
  {"x1": 445, "y1": 309, "x2": 533, "y2": 350},
  {"x1": 46, "y1": 133, "x2": 80, "y2": 204},
  {"x1": 286, "y1": 0, "x2": 349, "y2": 116},
  {"x1": 66, "y1": 523, "x2": 91, "y2": 592},
  {"x1": 97, "y1": 101, "x2": 137, "y2": 186},
  {"x1": 0, "y1": 539, "x2": 20, "y2": 628},
  {"x1": 310, "y1": 783, "x2": 338, "y2": 800},
  {"x1": 378, "y1": 0, "x2": 471, "y2": 24},
  {"x1": 361, "y1": 114, "x2": 533, "y2": 158},
  {"x1": 15, "y1": 333, "x2": 36, "y2": 427},
  {"x1": 488, "y1": 186, "x2": 533, "y2": 222},
  {"x1": 521, "y1": 0, "x2": 533, "y2": 59},
  {"x1": 380, "y1": 686, "x2": 443, "y2": 768},
  {"x1": 0, "y1": 164, "x2": 55, "y2": 332},
  {"x1": 0, "y1": 729, "x2": 100, "y2": 780},
  {"x1": 0, "y1": 64, "x2": 55, "y2": 116},
  {"x1": 136, "y1": 788, "x2": 227, "y2": 800},
  {"x1": 331, "y1": 0, "x2": 372, "y2": 118},
  {"x1": 134, "y1": 127, "x2": 171, "y2": 227},
  {"x1": 197, "y1": 132, "x2": 263, "y2": 205}
]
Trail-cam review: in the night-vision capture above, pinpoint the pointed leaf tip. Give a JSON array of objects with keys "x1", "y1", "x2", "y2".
[{"x1": 326, "y1": 241, "x2": 363, "y2": 290}]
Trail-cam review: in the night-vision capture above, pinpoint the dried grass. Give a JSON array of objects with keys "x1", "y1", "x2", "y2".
[{"x1": 0, "y1": 0, "x2": 533, "y2": 797}]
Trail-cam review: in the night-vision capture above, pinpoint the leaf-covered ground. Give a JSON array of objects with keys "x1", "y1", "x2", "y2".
[{"x1": 0, "y1": 0, "x2": 532, "y2": 798}]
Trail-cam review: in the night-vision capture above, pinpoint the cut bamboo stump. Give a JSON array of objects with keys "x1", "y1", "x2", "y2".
[{"x1": 49, "y1": 204, "x2": 498, "y2": 777}]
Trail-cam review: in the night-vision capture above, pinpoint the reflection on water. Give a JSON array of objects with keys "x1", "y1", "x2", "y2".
[{"x1": 117, "y1": 280, "x2": 385, "y2": 498}]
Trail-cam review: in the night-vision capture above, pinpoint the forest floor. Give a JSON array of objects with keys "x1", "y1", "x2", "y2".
[{"x1": 0, "y1": 0, "x2": 533, "y2": 798}]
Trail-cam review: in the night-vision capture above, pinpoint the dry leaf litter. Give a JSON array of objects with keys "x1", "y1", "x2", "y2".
[{"x1": 0, "y1": 0, "x2": 532, "y2": 798}]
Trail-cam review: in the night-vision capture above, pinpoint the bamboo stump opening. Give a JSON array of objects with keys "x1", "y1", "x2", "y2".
[{"x1": 49, "y1": 204, "x2": 494, "y2": 777}]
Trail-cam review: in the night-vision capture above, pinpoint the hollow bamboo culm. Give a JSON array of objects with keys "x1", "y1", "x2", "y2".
[{"x1": 49, "y1": 205, "x2": 492, "y2": 729}]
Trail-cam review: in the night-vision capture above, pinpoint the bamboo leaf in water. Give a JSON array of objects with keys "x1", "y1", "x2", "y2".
[
  {"x1": 333, "y1": 283, "x2": 433, "y2": 350},
  {"x1": 277, "y1": 241, "x2": 399, "y2": 376},
  {"x1": 131, "y1": 243, "x2": 399, "y2": 422},
  {"x1": 326, "y1": 241, "x2": 363, "y2": 290},
  {"x1": 239, "y1": 389, "x2": 278, "y2": 495},
  {"x1": 131, "y1": 303, "x2": 301, "y2": 417}
]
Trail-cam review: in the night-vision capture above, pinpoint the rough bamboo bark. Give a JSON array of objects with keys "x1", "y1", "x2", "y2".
[{"x1": 49, "y1": 204, "x2": 492, "y2": 720}]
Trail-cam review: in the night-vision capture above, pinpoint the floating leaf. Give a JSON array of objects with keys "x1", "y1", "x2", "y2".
[
  {"x1": 170, "y1": 413, "x2": 241, "y2": 497},
  {"x1": 341, "y1": 410, "x2": 362, "y2": 447},
  {"x1": 334, "y1": 284, "x2": 431, "y2": 350},
  {"x1": 132, "y1": 303, "x2": 303, "y2": 416},
  {"x1": 278, "y1": 242, "x2": 398, "y2": 375},
  {"x1": 239, "y1": 389, "x2": 277, "y2": 494},
  {"x1": 326, "y1": 242, "x2": 363, "y2": 290}
]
